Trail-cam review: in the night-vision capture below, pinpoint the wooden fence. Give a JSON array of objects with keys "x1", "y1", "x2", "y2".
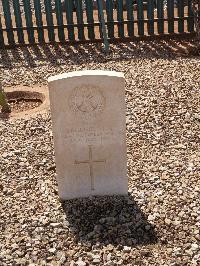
[{"x1": 0, "y1": 0, "x2": 196, "y2": 47}]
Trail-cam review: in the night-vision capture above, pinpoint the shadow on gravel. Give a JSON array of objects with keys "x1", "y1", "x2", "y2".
[
  {"x1": 0, "y1": 112, "x2": 10, "y2": 120},
  {"x1": 0, "y1": 39, "x2": 198, "y2": 69},
  {"x1": 62, "y1": 194, "x2": 158, "y2": 247}
]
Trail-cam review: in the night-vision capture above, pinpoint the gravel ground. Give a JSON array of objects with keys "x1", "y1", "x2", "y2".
[{"x1": 0, "y1": 40, "x2": 200, "y2": 265}]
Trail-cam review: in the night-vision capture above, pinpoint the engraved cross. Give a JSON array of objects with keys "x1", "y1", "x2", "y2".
[{"x1": 75, "y1": 145, "x2": 106, "y2": 190}]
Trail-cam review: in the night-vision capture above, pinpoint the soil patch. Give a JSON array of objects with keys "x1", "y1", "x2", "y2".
[
  {"x1": 0, "y1": 87, "x2": 49, "y2": 120},
  {"x1": 8, "y1": 99, "x2": 42, "y2": 113},
  {"x1": 6, "y1": 91, "x2": 44, "y2": 113},
  {"x1": 0, "y1": 91, "x2": 44, "y2": 114}
]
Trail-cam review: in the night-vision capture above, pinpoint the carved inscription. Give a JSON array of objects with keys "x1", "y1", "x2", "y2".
[
  {"x1": 75, "y1": 145, "x2": 106, "y2": 190},
  {"x1": 69, "y1": 86, "x2": 106, "y2": 117},
  {"x1": 64, "y1": 127, "x2": 115, "y2": 145}
]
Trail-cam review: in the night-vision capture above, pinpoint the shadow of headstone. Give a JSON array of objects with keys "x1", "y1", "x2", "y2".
[
  {"x1": 62, "y1": 194, "x2": 158, "y2": 247},
  {"x1": 0, "y1": 112, "x2": 10, "y2": 120}
]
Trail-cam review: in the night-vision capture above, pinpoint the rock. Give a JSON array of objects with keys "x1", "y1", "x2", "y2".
[
  {"x1": 165, "y1": 218, "x2": 172, "y2": 225},
  {"x1": 50, "y1": 222, "x2": 61, "y2": 228},
  {"x1": 141, "y1": 249, "x2": 151, "y2": 257},
  {"x1": 123, "y1": 246, "x2": 131, "y2": 253},
  {"x1": 76, "y1": 260, "x2": 86, "y2": 266},
  {"x1": 94, "y1": 224, "x2": 103, "y2": 233},
  {"x1": 48, "y1": 248, "x2": 56, "y2": 253},
  {"x1": 92, "y1": 255, "x2": 101, "y2": 264},
  {"x1": 191, "y1": 243, "x2": 199, "y2": 251}
]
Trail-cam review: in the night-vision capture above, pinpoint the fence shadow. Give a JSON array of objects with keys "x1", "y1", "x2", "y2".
[
  {"x1": 61, "y1": 194, "x2": 158, "y2": 247},
  {"x1": 0, "y1": 39, "x2": 198, "y2": 70}
]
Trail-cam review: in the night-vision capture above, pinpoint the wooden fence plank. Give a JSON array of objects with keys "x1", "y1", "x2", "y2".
[
  {"x1": 1, "y1": 0, "x2": 15, "y2": 44},
  {"x1": 167, "y1": 0, "x2": 174, "y2": 33},
  {"x1": 177, "y1": 0, "x2": 184, "y2": 33},
  {"x1": 34, "y1": 0, "x2": 44, "y2": 43},
  {"x1": 106, "y1": 0, "x2": 114, "y2": 38},
  {"x1": 75, "y1": 0, "x2": 85, "y2": 40},
  {"x1": 187, "y1": 0, "x2": 194, "y2": 32},
  {"x1": 13, "y1": 0, "x2": 24, "y2": 43},
  {"x1": 55, "y1": 0, "x2": 65, "y2": 41},
  {"x1": 157, "y1": 0, "x2": 164, "y2": 34},
  {"x1": 147, "y1": 0, "x2": 154, "y2": 35},
  {"x1": 85, "y1": 0, "x2": 95, "y2": 40},
  {"x1": 126, "y1": 0, "x2": 134, "y2": 37},
  {"x1": 116, "y1": 0, "x2": 124, "y2": 38},
  {"x1": 44, "y1": 0, "x2": 55, "y2": 42},
  {"x1": 137, "y1": 0, "x2": 144, "y2": 35},
  {"x1": 0, "y1": 0, "x2": 196, "y2": 47},
  {"x1": 23, "y1": 0, "x2": 35, "y2": 43},
  {"x1": 65, "y1": 0, "x2": 75, "y2": 41},
  {"x1": 97, "y1": 0, "x2": 103, "y2": 38}
]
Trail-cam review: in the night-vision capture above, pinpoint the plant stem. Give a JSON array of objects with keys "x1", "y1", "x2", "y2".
[{"x1": 0, "y1": 83, "x2": 11, "y2": 113}]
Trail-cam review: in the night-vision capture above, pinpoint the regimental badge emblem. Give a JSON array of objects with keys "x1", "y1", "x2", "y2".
[{"x1": 69, "y1": 86, "x2": 106, "y2": 117}]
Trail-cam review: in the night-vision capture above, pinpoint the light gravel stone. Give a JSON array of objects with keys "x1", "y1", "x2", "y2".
[{"x1": 0, "y1": 40, "x2": 200, "y2": 265}]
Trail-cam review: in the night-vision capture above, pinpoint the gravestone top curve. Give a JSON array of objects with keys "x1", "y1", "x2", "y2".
[{"x1": 48, "y1": 70, "x2": 124, "y2": 83}]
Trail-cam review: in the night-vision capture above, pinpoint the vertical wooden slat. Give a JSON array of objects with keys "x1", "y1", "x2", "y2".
[
  {"x1": 126, "y1": 0, "x2": 134, "y2": 37},
  {"x1": 55, "y1": 0, "x2": 65, "y2": 41},
  {"x1": 34, "y1": 0, "x2": 44, "y2": 43},
  {"x1": 65, "y1": 0, "x2": 75, "y2": 41},
  {"x1": 0, "y1": 15, "x2": 4, "y2": 46},
  {"x1": 116, "y1": 0, "x2": 124, "y2": 38},
  {"x1": 167, "y1": 0, "x2": 174, "y2": 33},
  {"x1": 106, "y1": 0, "x2": 114, "y2": 38},
  {"x1": 13, "y1": 0, "x2": 24, "y2": 43},
  {"x1": 75, "y1": 0, "x2": 85, "y2": 40},
  {"x1": 97, "y1": 0, "x2": 103, "y2": 39},
  {"x1": 1, "y1": 0, "x2": 15, "y2": 44},
  {"x1": 44, "y1": 0, "x2": 55, "y2": 42},
  {"x1": 157, "y1": 0, "x2": 164, "y2": 34},
  {"x1": 177, "y1": 0, "x2": 184, "y2": 33},
  {"x1": 97, "y1": 0, "x2": 103, "y2": 38},
  {"x1": 147, "y1": 0, "x2": 154, "y2": 35},
  {"x1": 188, "y1": 0, "x2": 194, "y2": 32},
  {"x1": 23, "y1": 0, "x2": 35, "y2": 43},
  {"x1": 137, "y1": 0, "x2": 144, "y2": 36},
  {"x1": 85, "y1": 0, "x2": 95, "y2": 40}
]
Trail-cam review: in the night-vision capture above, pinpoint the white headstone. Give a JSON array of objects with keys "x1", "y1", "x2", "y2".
[{"x1": 48, "y1": 70, "x2": 127, "y2": 200}]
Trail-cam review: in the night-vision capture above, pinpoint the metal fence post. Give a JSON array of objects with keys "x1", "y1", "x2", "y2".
[{"x1": 97, "y1": 0, "x2": 109, "y2": 52}]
